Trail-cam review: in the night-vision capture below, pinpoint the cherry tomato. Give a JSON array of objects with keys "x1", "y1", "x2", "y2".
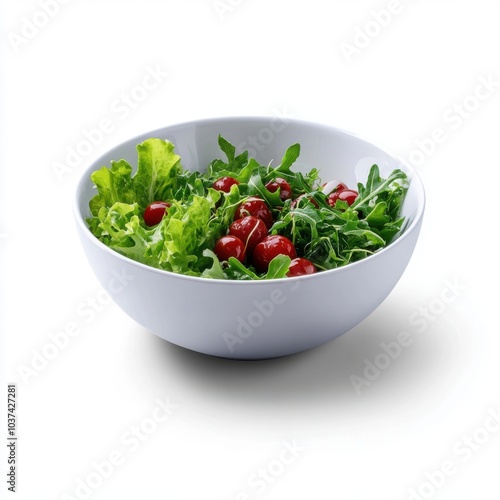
[
  {"x1": 322, "y1": 180, "x2": 348, "y2": 196},
  {"x1": 235, "y1": 197, "x2": 273, "y2": 229},
  {"x1": 265, "y1": 177, "x2": 292, "y2": 201},
  {"x1": 253, "y1": 235, "x2": 297, "y2": 273},
  {"x1": 229, "y1": 216, "x2": 268, "y2": 252},
  {"x1": 143, "y1": 201, "x2": 171, "y2": 227},
  {"x1": 328, "y1": 189, "x2": 358, "y2": 207},
  {"x1": 286, "y1": 258, "x2": 317, "y2": 277},
  {"x1": 213, "y1": 176, "x2": 239, "y2": 193},
  {"x1": 214, "y1": 235, "x2": 246, "y2": 263}
]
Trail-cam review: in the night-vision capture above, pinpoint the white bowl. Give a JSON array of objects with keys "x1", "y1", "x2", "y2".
[{"x1": 74, "y1": 117, "x2": 425, "y2": 359}]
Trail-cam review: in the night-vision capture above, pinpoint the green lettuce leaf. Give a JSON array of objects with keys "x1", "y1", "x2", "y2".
[
  {"x1": 158, "y1": 195, "x2": 215, "y2": 274},
  {"x1": 95, "y1": 202, "x2": 159, "y2": 265},
  {"x1": 133, "y1": 138, "x2": 182, "y2": 210},
  {"x1": 89, "y1": 160, "x2": 135, "y2": 216},
  {"x1": 201, "y1": 249, "x2": 227, "y2": 279}
]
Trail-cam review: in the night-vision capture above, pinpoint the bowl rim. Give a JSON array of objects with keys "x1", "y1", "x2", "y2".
[{"x1": 73, "y1": 116, "x2": 426, "y2": 285}]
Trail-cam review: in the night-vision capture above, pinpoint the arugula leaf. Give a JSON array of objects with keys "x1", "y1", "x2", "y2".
[
  {"x1": 273, "y1": 143, "x2": 301, "y2": 174},
  {"x1": 364, "y1": 201, "x2": 391, "y2": 228},
  {"x1": 226, "y1": 258, "x2": 259, "y2": 280},
  {"x1": 304, "y1": 236, "x2": 347, "y2": 269},
  {"x1": 218, "y1": 135, "x2": 237, "y2": 162},
  {"x1": 226, "y1": 255, "x2": 292, "y2": 280},
  {"x1": 206, "y1": 135, "x2": 251, "y2": 181},
  {"x1": 265, "y1": 255, "x2": 292, "y2": 279},
  {"x1": 270, "y1": 206, "x2": 321, "y2": 247},
  {"x1": 351, "y1": 165, "x2": 409, "y2": 244},
  {"x1": 377, "y1": 216, "x2": 406, "y2": 244},
  {"x1": 263, "y1": 143, "x2": 319, "y2": 196},
  {"x1": 352, "y1": 165, "x2": 408, "y2": 214},
  {"x1": 247, "y1": 172, "x2": 283, "y2": 207},
  {"x1": 343, "y1": 228, "x2": 386, "y2": 246}
]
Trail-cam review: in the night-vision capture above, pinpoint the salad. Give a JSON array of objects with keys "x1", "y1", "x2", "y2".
[{"x1": 86, "y1": 136, "x2": 409, "y2": 280}]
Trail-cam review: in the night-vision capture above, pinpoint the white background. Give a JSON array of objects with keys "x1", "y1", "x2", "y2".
[{"x1": 1, "y1": 1, "x2": 500, "y2": 499}]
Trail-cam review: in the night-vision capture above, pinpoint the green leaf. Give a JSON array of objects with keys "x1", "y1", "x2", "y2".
[
  {"x1": 95, "y1": 202, "x2": 158, "y2": 265},
  {"x1": 265, "y1": 255, "x2": 292, "y2": 279},
  {"x1": 218, "y1": 135, "x2": 236, "y2": 162},
  {"x1": 173, "y1": 170, "x2": 209, "y2": 201},
  {"x1": 200, "y1": 249, "x2": 227, "y2": 279},
  {"x1": 304, "y1": 236, "x2": 346, "y2": 270},
  {"x1": 248, "y1": 173, "x2": 283, "y2": 207},
  {"x1": 290, "y1": 170, "x2": 320, "y2": 195},
  {"x1": 159, "y1": 195, "x2": 214, "y2": 274},
  {"x1": 364, "y1": 201, "x2": 391, "y2": 227},
  {"x1": 378, "y1": 216, "x2": 405, "y2": 244},
  {"x1": 274, "y1": 143, "x2": 300, "y2": 174},
  {"x1": 133, "y1": 138, "x2": 182, "y2": 210},
  {"x1": 263, "y1": 143, "x2": 319, "y2": 195},
  {"x1": 226, "y1": 255, "x2": 292, "y2": 280},
  {"x1": 208, "y1": 157, "x2": 258, "y2": 184},
  {"x1": 226, "y1": 258, "x2": 259, "y2": 280},
  {"x1": 207, "y1": 183, "x2": 243, "y2": 244},
  {"x1": 343, "y1": 228, "x2": 386, "y2": 246},
  {"x1": 89, "y1": 160, "x2": 135, "y2": 215},
  {"x1": 206, "y1": 135, "x2": 250, "y2": 180},
  {"x1": 352, "y1": 165, "x2": 409, "y2": 214},
  {"x1": 271, "y1": 206, "x2": 321, "y2": 248}
]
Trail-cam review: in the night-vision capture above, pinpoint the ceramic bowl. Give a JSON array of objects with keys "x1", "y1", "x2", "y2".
[{"x1": 74, "y1": 117, "x2": 425, "y2": 359}]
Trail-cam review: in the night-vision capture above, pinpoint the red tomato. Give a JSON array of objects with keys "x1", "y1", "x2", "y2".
[
  {"x1": 328, "y1": 189, "x2": 358, "y2": 207},
  {"x1": 143, "y1": 201, "x2": 171, "y2": 227},
  {"x1": 229, "y1": 216, "x2": 268, "y2": 252},
  {"x1": 286, "y1": 258, "x2": 317, "y2": 277},
  {"x1": 235, "y1": 197, "x2": 273, "y2": 229},
  {"x1": 213, "y1": 176, "x2": 239, "y2": 193},
  {"x1": 214, "y1": 235, "x2": 246, "y2": 263},
  {"x1": 253, "y1": 235, "x2": 297, "y2": 273},
  {"x1": 322, "y1": 180, "x2": 348, "y2": 196},
  {"x1": 265, "y1": 177, "x2": 292, "y2": 201}
]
